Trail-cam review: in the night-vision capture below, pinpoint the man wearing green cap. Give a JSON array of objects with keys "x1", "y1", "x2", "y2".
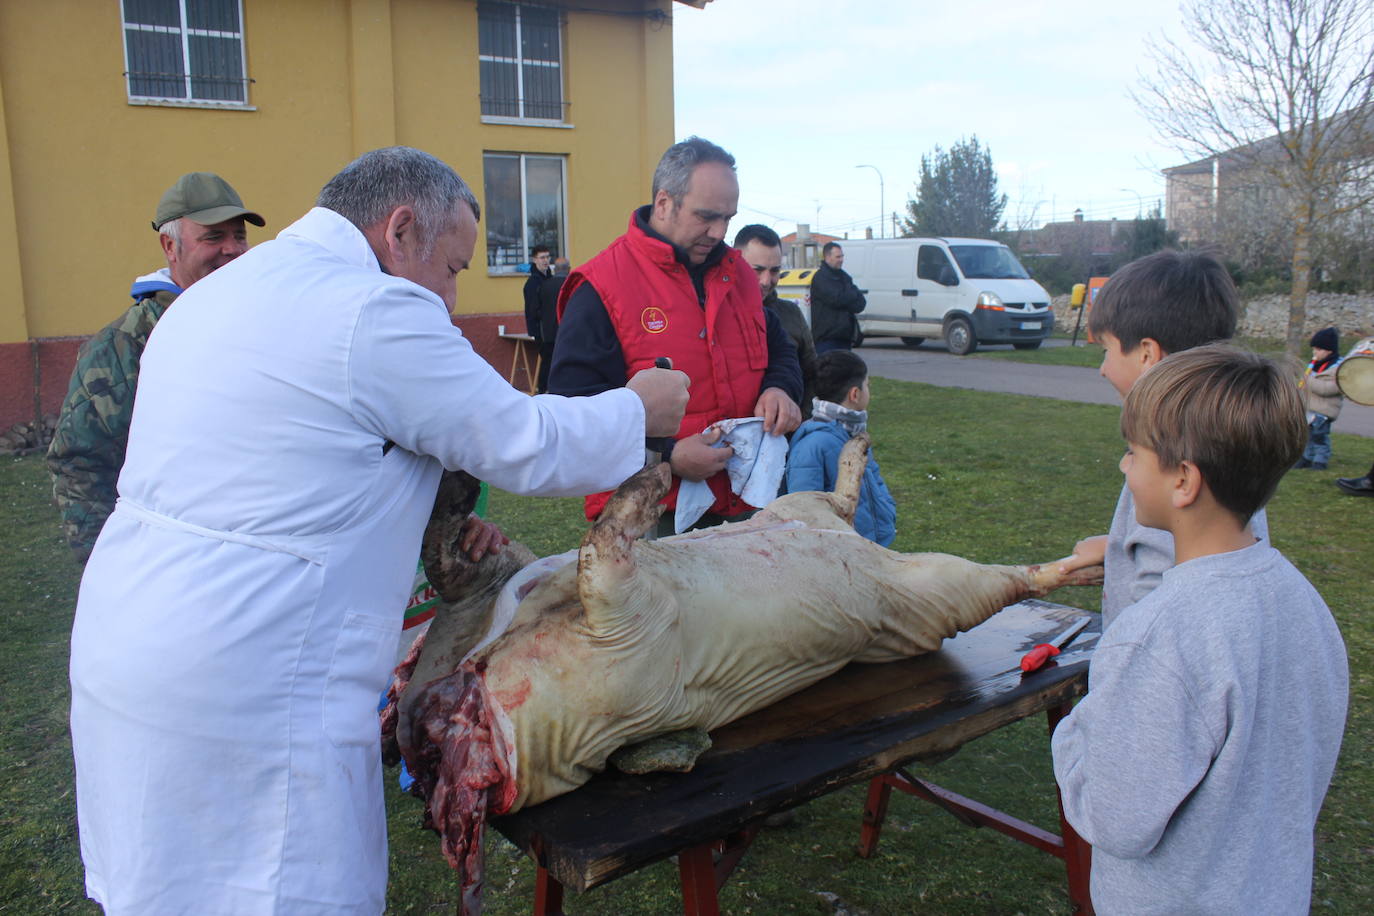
[{"x1": 46, "y1": 172, "x2": 263, "y2": 562}]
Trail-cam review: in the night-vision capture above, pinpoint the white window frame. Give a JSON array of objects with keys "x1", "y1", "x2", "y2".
[
  {"x1": 484, "y1": 152, "x2": 569, "y2": 276},
  {"x1": 121, "y1": 0, "x2": 253, "y2": 109},
  {"x1": 478, "y1": 3, "x2": 566, "y2": 126}
]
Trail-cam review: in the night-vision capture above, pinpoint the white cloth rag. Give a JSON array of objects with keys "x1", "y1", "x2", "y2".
[{"x1": 674, "y1": 417, "x2": 789, "y2": 534}]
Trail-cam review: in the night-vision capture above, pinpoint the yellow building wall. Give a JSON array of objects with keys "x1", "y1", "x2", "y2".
[{"x1": 0, "y1": 0, "x2": 676, "y2": 341}]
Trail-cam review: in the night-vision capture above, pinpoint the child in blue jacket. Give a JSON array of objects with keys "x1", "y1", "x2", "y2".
[{"x1": 786, "y1": 350, "x2": 897, "y2": 545}]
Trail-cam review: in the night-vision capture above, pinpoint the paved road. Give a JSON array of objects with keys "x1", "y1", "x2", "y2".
[{"x1": 859, "y1": 338, "x2": 1374, "y2": 439}]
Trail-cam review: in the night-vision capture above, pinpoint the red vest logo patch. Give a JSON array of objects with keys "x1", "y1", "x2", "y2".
[{"x1": 641, "y1": 307, "x2": 668, "y2": 333}]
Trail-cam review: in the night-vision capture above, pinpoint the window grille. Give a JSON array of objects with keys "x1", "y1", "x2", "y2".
[
  {"x1": 484, "y1": 153, "x2": 567, "y2": 272},
  {"x1": 478, "y1": 3, "x2": 564, "y2": 122},
  {"x1": 122, "y1": 0, "x2": 249, "y2": 105}
]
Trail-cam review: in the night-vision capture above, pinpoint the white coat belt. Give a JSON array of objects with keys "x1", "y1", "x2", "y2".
[{"x1": 113, "y1": 497, "x2": 329, "y2": 565}]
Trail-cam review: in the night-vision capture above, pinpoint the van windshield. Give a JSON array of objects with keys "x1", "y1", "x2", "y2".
[{"x1": 949, "y1": 245, "x2": 1031, "y2": 280}]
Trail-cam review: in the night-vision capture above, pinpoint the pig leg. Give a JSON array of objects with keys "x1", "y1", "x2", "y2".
[
  {"x1": 1025, "y1": 557, "x2": 1105, "y2": 595},
  {"x1": 421, "y1": 470, "x2": 488, "y2": 601},
  {"x1": 577, "y1": 462, "x2": 670, "y2": 627},
  {"x1": 829, "y1": 434, "x2": 870, "y2": 525},
  {"x1": 756, "y1": 433, "x2": 871, "y2": 531}
]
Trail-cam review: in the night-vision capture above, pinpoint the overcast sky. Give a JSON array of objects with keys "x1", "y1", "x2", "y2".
[{"x1": 671, "y1": 0, "x2": 1195, "y2": 239}]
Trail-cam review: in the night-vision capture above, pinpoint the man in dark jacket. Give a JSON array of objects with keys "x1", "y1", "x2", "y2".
[
  {"x1": 810, "y1": 241, "x2": 866, "y2": 353},
  {"x1": 734, "y1": 224, "x2": 817, "y2": 417},
  {"x1": 522, "y1": 245, "x2": 553, "y2": 333},
  {"x1": 533, "y1": 257, "x2": 569, "y2": 393}
]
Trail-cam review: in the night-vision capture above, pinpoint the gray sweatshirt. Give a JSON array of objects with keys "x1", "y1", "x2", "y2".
[
  {"x1": 1101, "y1": 484, "x2": 1268, "y2": 629},
  {"x1": 1053, "y1": 541, "x2": 1348, "y2": 915}
]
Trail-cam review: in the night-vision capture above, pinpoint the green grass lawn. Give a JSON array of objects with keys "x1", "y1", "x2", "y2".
[
  {"x1": 3, "y1": 377, "x2": 1370, "y2": 914},
  {"x1": 968, "y1": 341, "x2": 1105, "y2": 368},
  {"x1": 967, "y1": 335, "x2": 1290, "y2": 370}
]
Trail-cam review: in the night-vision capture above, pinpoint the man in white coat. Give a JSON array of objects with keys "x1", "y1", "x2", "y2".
[{"x1": 68, "y1": 147, "x2": 689, "y2": 915}]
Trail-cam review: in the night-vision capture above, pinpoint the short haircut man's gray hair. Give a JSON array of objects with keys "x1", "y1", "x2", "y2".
[
  {"x1": 317, "y1": 147, "x2": 481, "y2": 256},
  {"x1": 651, "y1": 136, "x2": 736, "y2": 206},
  {"x1": 822, "y1": 241, "x2": 842, "y2": 257},
  {"x1": 159, "y1": 218, "x2": 182, "y2": 249}
]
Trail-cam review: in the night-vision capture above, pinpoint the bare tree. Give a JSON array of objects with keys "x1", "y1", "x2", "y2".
[{"x1": 1137, "y1": 0, "x2": 1374, "y2": 359}]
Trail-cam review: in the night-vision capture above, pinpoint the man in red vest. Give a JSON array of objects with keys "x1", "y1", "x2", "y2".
[{"x1": 551, "y1": 137, "x2": 803, "y2": 533}]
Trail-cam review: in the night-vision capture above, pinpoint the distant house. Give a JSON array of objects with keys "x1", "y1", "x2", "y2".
[
  {"x1": 1015, "y1": 210, "x2": 1126, "y2": 260},
  {"x1": 1163, "y1": 103, "x2": 1374, "y2": 245},
  {"x1": 779, "y1": 225, "x2": 843, "y2": 268},
  {"x1": 0, "y1": 0, "x2": 705, "y2": 431}
]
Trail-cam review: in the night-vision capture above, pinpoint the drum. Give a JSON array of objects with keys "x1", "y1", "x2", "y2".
[{"x1": 1336, "y1": 337, "x2": 1374, "y2": 406}]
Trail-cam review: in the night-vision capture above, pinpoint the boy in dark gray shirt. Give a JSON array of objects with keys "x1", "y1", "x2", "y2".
[
  {"x1": 1052, "y1": 346, "x2": 1348, "y2": 915},
  {"x1": 1057, "y1": 250, "x2": 1268, "y2": 628}
]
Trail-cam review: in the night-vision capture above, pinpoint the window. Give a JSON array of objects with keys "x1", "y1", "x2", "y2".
[
  {"x1": 122, "y1": 0, "x2": 249, "y2": 105},
  {"x1": 483, "y1": 153, "x2": 567, "y2": 273},
  {"x1": 478, "y1": 2, "x2": 564, "y2": 122},
  {"x1": 917, "y1": 245, "x2": 955, "y2": 282}
]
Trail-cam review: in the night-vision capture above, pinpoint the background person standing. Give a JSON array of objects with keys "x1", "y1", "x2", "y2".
[
  {"x1": 810, "y1": 241, "x2": 866, "y2": 354},
  {"x1": 735, "y1": 224, "x2": 817, "y2": 418},
  {"x1": 46, "y1": 172, "x2": 263, "y2": 562}
]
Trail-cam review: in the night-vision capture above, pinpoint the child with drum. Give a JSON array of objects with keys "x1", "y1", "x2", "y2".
[{"x1": 1295, "y1": 327, "x2": 1343, "y2": 470}]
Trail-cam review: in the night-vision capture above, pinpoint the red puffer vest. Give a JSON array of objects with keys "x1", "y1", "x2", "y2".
[{"x1": 558, "y1": 213, "x2": 768, "y2": 520}]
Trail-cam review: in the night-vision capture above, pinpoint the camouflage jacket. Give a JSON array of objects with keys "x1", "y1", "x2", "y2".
[{"x1": 47, "y1": 290, "x2": 176, "y2": 561}]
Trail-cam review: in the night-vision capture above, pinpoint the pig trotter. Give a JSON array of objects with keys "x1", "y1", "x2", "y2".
[{"x1": 421, "y1": 471, "x2": 486, "y2": 600}]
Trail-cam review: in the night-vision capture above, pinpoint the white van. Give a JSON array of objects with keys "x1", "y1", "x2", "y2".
[{"x1": 778, "y1": 238, "x2": 1053, "y2": 355}]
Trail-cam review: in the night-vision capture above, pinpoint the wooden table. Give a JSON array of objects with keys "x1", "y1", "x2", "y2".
[
  {"x1": 498, "y1": 324, "x2": 540, "y2": 395},
  {"x1": 490, "y1": 598, "x2": 1099, "y2": 915}
]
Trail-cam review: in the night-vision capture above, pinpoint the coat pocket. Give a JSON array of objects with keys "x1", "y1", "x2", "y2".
[{"x1": 323, "y1": 611, "x2": 402, "y2": 747}]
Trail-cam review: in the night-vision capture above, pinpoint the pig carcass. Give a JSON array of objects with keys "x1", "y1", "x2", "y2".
[{"x1": 383, "y1": 436, "x2": 1101, "y2": 912}]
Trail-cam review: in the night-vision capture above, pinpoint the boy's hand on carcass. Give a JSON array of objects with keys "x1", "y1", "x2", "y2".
[{"x1": 1059, "y1": 535, "x2": 1107, "y2": 575}]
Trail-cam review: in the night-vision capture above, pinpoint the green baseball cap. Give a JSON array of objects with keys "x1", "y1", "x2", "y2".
[{"x1": 152, "y1": 172, "x2": 265, "y2": 231}]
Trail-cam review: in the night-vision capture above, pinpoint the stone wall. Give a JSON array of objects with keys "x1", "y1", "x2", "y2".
[
  {"x1": 1049, "y1": 292, "x2": 1374, "y2": 344},
  {"x1": 1237, "y1": 293, "x2": 1374, "y2": 342}
]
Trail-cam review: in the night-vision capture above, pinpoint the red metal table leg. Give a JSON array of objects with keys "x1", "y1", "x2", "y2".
[
  {"x1": 678, "y1": 842, "x2": 721, "y2": 916},
  {"x1": 858, "y1": 773, "x2": 894, "y2": 857},
  {"x1": 1048, "y1": 703, "x2": 1094, "y2": 915},
  {"x1": 532, "y1": 865, "x2": 565, "y2": 916}
]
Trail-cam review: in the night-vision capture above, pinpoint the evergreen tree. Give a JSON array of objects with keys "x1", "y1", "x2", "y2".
[{"x1": 901, "y1": 136, "x2": 1007, "y2": 237}]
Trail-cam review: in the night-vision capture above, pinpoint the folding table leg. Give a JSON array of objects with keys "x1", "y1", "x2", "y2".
[
  {"x1": 1047, "y1": 703, "x2": 1094, "y2": 915},
  {"x1": 678, "y1": 842, "x2": 721, "y2": 916},
  {"x1": 858, "y1": 773, "x2": 894, "y2": 857},
  {"x1": 532, "y1": 865, "x2": 565, "y2": 916}
]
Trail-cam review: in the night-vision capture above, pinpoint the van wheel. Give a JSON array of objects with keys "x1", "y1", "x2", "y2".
[
  {"x1": 944, "y1": 318, "x2": 976, "y2": 355},
  {"x1": 900, "y1": 337, "x2": 925, "y2": 348},
  {"x1": 1013, "y1": 341, "x2": 1042, "y2": 350}
]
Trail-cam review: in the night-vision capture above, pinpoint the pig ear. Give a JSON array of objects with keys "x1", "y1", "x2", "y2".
[{"x1": 831, "y1": 434, "x2": 870, "y2": 525}]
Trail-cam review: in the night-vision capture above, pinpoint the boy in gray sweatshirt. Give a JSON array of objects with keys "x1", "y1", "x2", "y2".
[
  {"x1": 1052, "y1": 345, "x2": 1348, "y2": 915},
  {"x1": 1058, "y1": 250, "x2": 1267, "y2": 629}
]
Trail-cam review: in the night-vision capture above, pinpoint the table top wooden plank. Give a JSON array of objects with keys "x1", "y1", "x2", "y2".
[{"x1": 491, "y1": 598, "x2": 1098, "y2": 892}]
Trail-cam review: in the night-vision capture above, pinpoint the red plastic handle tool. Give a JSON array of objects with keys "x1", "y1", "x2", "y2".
[{"x1": 1019, "y1": 643, "x2": 1061, "y2": 673}]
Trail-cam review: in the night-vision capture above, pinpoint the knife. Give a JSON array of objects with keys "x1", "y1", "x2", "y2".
[{"x1": 1019, "y1": 616, "x2": 1091, "y2": 674}]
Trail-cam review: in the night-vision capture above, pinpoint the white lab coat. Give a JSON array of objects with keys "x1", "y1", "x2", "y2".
[{"x1": 69, "y1": 208, "x2": 645, "y2": 915}]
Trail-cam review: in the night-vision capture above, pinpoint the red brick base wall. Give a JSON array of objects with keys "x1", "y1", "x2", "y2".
[{"x1": 0, "y1": 312, "x2": 527, "y2": 431}]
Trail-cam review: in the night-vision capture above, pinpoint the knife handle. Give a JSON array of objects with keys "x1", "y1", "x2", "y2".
[{"x1": 1020, "y1": 643, "x2": 1061, "y2": 673}]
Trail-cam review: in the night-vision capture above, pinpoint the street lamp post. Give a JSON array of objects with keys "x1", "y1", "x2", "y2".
[
  {"x1": 1120, "y1": 188, "x2": 1145, "y2": 217},
  {"x1": 856, "y1": 164, "x2": 885, "y2": 238}
]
